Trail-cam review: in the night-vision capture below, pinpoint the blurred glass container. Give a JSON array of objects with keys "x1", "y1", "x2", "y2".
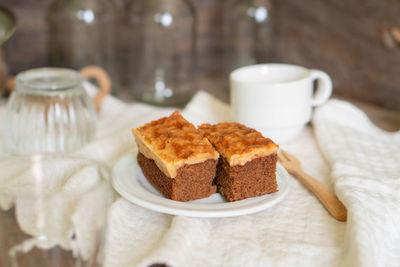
[
  {"x1": 0, "y1": 154, "x2": 112, "y2": 267},
  {"x1": 0, "y1": 6, "x2": 16, "y2": 96},
  {"x1": 128, "y1": 0, "x2": 197, "y2": 106},
  {"x1": 4, "y1": 68, "x2": 96, "y2": 154},
  {"x1": 47, "y1": 0, "x2": 119, "y2": 97},
  {"x1": 225, "y1": 0, "x2": 274, "y2": 72}
]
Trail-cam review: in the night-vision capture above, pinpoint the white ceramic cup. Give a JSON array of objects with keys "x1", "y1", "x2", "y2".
[{"x1": 230, "y1": 63, "x2": 333, "y2": 143}]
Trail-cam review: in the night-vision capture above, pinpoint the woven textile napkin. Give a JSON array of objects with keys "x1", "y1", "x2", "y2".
[
  {"x1": 313, "y1": 100, "x2": 400, "y2": 267},
  {"x1": 104, "y1": 92, "x2": 346, "y2": 267},
  {"x1": 1, "y1": 87, "x2": 397, "y2": 267}
]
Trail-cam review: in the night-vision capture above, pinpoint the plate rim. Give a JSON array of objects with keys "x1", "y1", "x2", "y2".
[{"x1": 112, "y1": 153, "x2": 291, "y2": 218}]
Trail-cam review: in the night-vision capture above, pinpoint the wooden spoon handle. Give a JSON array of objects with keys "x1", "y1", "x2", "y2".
[{"x1": 292, "y1": 170, "x2": 347, "y2": 222}]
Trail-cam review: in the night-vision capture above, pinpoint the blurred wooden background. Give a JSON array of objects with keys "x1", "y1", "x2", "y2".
[{"x1": 2, "y1": 0, "x2": 400, "y2": 110}]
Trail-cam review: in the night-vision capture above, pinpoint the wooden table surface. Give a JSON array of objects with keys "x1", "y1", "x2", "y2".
[{"x1": 351, "y1": 100, "x2": 400, "y2": 132}]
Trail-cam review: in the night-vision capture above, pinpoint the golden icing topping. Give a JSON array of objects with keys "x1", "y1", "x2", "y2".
[
  {"x1": 132, "y1": 111, "x2": 219, "y2": 178},
  {"x1": 199, "y1": 122, "x2": 278, "y2": 166}
]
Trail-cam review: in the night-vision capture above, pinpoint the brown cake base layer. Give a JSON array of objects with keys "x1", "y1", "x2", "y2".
[
  {"x1": 137, "y1": 152, "x2": 217, "y2": 202},
  {"x1": 216, "y1": 153, "x2": 278, "y2": 202}
]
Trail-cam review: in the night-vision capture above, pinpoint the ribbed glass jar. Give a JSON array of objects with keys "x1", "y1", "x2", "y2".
[{"x1": 5, "y1": 68, "x2": 96, "y2": 154}]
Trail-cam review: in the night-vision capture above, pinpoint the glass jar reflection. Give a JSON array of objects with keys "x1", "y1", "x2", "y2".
[
  {"x1": 128, "y1": 0, "x2": 197, "y2": 106},
  {"x1": 226, "y1": 0, "x2": 275, "y2": 72},
  {"x1": 47, "y1": 0, "x2": 119, "y2": 96}
]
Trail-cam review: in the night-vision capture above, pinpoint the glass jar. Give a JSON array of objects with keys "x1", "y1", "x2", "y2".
[
  {"x1": 4, "y1": 68, "x2": 96, "y2": 154},
  {"x1": 128, "y1": 0, "x2": 197, "y2": 106},
  {"x1": 47, "y1": 0, "x2": 119, "y2": 96},
  {"x1": 225, "y1": 0, "x2": 274, "y2": 72}
]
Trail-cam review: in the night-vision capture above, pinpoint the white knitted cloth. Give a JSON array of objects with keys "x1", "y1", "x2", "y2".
[
  {"x1": 1, "y1": 89, "x2": 398, "y2": 267},
  {"x1": 104, "y1": 92, "x2": 347, "y2": 267},
  {"x1": 105, "y1": 94, "x2": 400, "y2": 267},
  {"x1": 313, "y1": 100, "x2": 400, "y2": 267}
]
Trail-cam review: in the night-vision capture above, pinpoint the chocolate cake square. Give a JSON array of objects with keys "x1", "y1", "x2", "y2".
[
  {"x1": 131, "y1": 111, "x2": 219, "y2": 202},
  {"x1": 199, "y1": 122, "x2": 279, "y2": 202}
]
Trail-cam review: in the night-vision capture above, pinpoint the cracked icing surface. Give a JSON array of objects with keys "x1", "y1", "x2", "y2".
[
  {"x1": 199, "y1": 122, "x2": 278, "y2": 166},
  {"x1": 132, "y1": 111, "x2": 219, "y2": 178}
]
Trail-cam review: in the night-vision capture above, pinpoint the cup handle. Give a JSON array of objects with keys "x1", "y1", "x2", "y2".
[
  {"x1": 310, "y1": 69, "x2": 333, "y2": 107},
  {"x1": 80, "y1": 66, "x2": 112, "y2": 113}
]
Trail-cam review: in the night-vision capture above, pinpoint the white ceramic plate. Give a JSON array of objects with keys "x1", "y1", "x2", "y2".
[{"x1": 112, "y1": 154, "x2": 291, "y2": 218}]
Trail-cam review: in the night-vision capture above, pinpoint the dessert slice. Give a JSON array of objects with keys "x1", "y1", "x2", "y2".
[
  {"x1": 199, "y1": 122, "x2": 279, "y2": 202},
  {"x1": 131, "y1": 111, "x2": 219, "y2": 202}
]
